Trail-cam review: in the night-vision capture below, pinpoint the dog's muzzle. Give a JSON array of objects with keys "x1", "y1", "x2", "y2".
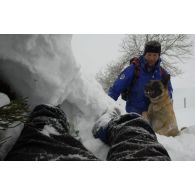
[{"x1": 144, "y1": 89, "x2": 155, "y2": 98}]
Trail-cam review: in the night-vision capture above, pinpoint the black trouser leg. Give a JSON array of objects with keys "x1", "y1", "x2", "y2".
[
  {"x1": 106, "y1": 113, "x2": 171, "y2": 161},
  {"x1": 5, "y1": 105, "x2": 98, "y2": 161}
]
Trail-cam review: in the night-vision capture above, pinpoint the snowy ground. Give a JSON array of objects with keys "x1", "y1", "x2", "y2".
[
  {"x1": 0, "y1": 34, "x2": 195, "y2": 160},
  {"x1": 157, "y1": 106, "x2": 195, "y2": 160}
]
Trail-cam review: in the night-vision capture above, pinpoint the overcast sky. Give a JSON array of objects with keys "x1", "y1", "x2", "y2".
[
  {"x1": 72, "y1": 34, "x2": 195, "y2": 90},
  {"x1": 72, "y1": 34, "x2": 125, "y2": 76}
]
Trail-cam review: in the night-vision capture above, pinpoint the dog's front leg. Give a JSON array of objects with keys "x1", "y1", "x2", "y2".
[
  {"x1": 157, "y1": 128, "x2": 179, "y2": 137},
  {"x1": 142, "y1": 111, "x2": 149, "y2": 122}
]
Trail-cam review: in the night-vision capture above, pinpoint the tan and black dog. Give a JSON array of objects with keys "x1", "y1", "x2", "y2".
[{"x1": 143, "y1": 74, "x2": 179, "y2": 137}]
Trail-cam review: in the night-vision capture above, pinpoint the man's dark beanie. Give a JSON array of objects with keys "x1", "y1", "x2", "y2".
[{"x1": 144, "y1": 41, "x2": 161, "y2": 56}]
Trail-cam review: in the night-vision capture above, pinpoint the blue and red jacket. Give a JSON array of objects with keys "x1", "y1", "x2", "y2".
[{"x1": 108, "y1": 55, "x2": 173, "y2": 114}]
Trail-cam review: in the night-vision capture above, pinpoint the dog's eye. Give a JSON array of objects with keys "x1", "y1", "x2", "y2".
[{"x1": 153, "y1": 82, "x2": 161, "y2": 89}]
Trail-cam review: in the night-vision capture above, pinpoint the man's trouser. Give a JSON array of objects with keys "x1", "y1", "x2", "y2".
[{"x1": 5, "y1": 105, "x2": 171, "y2": 161}]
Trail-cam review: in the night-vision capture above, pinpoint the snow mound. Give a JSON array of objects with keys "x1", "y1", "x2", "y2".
[
  {"x1": 0, "y1": 35, "x2": 118, "y2": 159},
  {"x1": 0, "y1": 92, "x2": 10, "y2": 107},
  {"x1": 0, "y1": 35, "x2": 79, "y2": 107},
  {"x1": 157, "y1": 126, "x2": 195, "y2": 160}
]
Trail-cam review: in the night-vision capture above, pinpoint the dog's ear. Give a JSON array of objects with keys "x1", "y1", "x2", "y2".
[{"x1": 161, "y1": 74, "x2": 170, "y2": 87}]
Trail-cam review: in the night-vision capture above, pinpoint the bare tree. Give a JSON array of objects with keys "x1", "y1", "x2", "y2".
[{"x1": 97, "y1": 34, "x2": 193, "y2": 92}]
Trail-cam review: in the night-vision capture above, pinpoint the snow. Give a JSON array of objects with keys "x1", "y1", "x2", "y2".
[
  {"x1": 0, "y1": 34, "x2": 195, "y2": 160},
  {"x1": 157, "y1": 126, "x2": 195, "y2": 160},
  {"x1": 0, "y1": 35, "x2": 80, "y2": 107},
  {"x1": 0, "y1": 92, "x2": 10, "y2": 107},
  {"x1": 41, "y1": 125, "x2": 61, "y2": 137},
  {"x1": 0, "y1": 124, "x2": 23, "y2": 160}
]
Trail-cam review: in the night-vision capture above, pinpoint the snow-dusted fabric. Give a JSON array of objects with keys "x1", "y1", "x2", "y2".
[
  {"x1": 106, "y1": 113, "x2": 171, "y2": 161},
  {"x1": 5, "y1": 105, "x2": 170, "y2": 161},
  {"x1": 5, "y1": 105, "x2": 98, "y2": 161}
]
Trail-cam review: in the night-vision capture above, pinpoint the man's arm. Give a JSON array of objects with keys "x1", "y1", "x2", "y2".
[{"x1": 108, "y1": 65, "x2": 135, "y2": 101}]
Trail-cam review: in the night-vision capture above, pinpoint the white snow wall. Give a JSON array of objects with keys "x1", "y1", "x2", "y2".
[
  {"x1": 0, "y1": 35, "x2": 78, "y2": 105},
  {"x1": 0, "y1": 35, "x2": 115, "y2": 120}
]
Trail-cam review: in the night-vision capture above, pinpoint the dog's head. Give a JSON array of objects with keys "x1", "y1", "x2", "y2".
[{"x1": 144, "y1": 74, "x2": 170, "y2": 101}]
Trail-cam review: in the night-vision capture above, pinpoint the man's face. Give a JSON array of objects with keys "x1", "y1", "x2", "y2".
[{"x1": 144, "y1": 52, "x2": 160, "y2": 67}]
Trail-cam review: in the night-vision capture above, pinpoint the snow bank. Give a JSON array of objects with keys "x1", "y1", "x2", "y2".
[
  {"x1": 0, "y1": 35, "x2": 117, "y2": 115},
  {"x1": 0, "y1": 35, "x2": 118, "y2": 158},
  {"x1": 0, "y1": 35, "x2": 79, "y2": 107},
  {"x1": 157, "y1": 126, "x2": 195, "y2": 160},
  {"x1": 0, "y1": 92, "x2": 10, "y2": 107}
]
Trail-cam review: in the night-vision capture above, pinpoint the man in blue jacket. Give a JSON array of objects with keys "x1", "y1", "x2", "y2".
[{"x1": 108, "y1": 40, "x2": 173, "y2": 114}]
